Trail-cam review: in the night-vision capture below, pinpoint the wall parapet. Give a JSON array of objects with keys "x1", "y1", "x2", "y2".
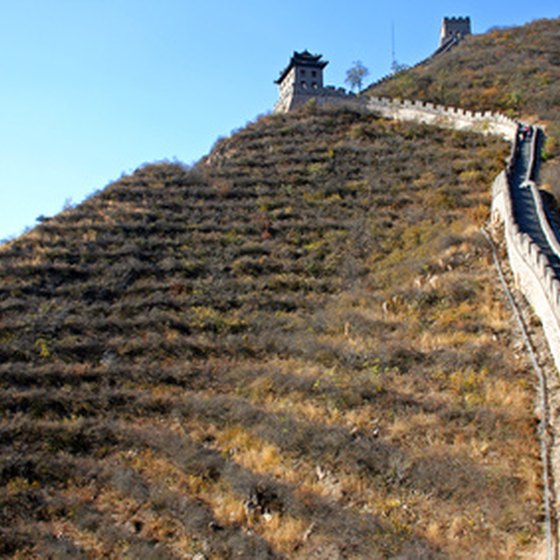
[
  {"x1": 365, "y1": 96, "x2": 518, "y2": 141},
  {"x1": 274, "y1": 83, "x2": 361, "y2": 113},
  {"x1": 491, "y1": 125, "x2": 560, "y2": 371},
  {"x1": 528, "y1": 179, "x2": 560, "y2": 259},
  {"x1": 277, "y1": 88, "x2": 518, "y2": 144}
]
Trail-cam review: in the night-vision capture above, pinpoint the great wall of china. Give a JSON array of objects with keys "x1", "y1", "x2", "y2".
[
  {"x1": 365, "y1": 96, "x2": 518, "y2": 140},
  {"x1": 279, "y1": 90, "x2": 560, "y2": 373},
  {"x1": 366, "y1": 96, "x2": 560, "y2": 372},
  {"x1": 363, "y1": 96, "x2": 560, "y2": 373}
]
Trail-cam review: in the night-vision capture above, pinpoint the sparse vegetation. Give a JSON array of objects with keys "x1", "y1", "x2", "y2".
[{"x1": 0, "y1": 104, "x2": 540, "y2": 558}]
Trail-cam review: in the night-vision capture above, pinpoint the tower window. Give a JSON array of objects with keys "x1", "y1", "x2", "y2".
[{"x1": 312, "y1": 70, "x2": 317, "y2": 77}]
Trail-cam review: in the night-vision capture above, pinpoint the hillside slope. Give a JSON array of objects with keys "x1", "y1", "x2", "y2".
[{"x1": 0, "y1": 104, "x2": 543, "y2": 558}]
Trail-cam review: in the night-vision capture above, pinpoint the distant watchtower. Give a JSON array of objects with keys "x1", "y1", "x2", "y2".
[
  {"x1": 276, "y1": 50, "x2": 327, "y2": 94},
  {"x1": 274, "y1": 51, "x2": 328, "y2": 112},
  {"x1": 274, "y1": 50, "x2": 360, "y2": 113},
  {"x1": 439, "y1": 17, "x2": 471, "y2": 48}
]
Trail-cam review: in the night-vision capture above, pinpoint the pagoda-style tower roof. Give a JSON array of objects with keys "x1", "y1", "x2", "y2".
[{"x1": 275, "y1": 50, "x2": 328, "y2": 84}]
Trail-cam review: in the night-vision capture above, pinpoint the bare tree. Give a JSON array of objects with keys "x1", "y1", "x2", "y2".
[{"x1": 345, "y1": 61, "x2": 370, "y2": 92}]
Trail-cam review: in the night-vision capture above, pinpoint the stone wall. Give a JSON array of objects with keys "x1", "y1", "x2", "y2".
[
  {"x1": 275, "y1": 91, "x2": 518, "y2": 143},
  {"x1": 366, "y1": 96, "x2": 560, "y2": 369},
  {"x1": 366, "y1": 96, "x2": 518, "y2": 141},
  {"x1": 274, "y1": 85, "x2": 360, "y2": 113},
  {"x1": 491, "y1": 131, "x2": 560, "y2": 371}
]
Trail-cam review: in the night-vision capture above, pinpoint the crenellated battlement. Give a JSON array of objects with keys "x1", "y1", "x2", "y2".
[
  {"x1": 365, "y1": 96, "x2": 518, "y2": 140},
  {"x1": 440, "y1": 16, "x2": 471, "y2": 47},
  {"x1": 491, "y1": 130, "x2": 560, "y2": 371}
]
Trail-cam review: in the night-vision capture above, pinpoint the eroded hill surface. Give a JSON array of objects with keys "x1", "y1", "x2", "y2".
[{"x1": 0, "y1": 107, "x2": 541, "y2": 558}]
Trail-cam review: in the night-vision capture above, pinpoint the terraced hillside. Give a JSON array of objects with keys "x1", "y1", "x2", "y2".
[{"x1": 0, "y1": 105, "x2": 543, "y2": 558}]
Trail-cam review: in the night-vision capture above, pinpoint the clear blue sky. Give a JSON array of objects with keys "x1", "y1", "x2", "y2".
[{"x1": 0, "y1": 0, "x2": 558, "y2": 241}]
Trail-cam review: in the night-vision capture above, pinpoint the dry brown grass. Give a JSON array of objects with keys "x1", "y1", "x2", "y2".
[{"x1": 0, "y1": 104, "x2": 542, "y2": 558}]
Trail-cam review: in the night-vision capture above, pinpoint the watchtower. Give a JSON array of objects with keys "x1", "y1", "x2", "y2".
[
  {"x1": 275, "y1": 50, "x2": 327, "y2": 94},
  {"x1": 439, "y1": 17, "x2": 471, "y2": 48},
  {"x1": 274, "y1": 51, "x2": 328, "y2": 112},
  {"x1": 273, "y1": 50, "x2": 361, "y2": 113}
]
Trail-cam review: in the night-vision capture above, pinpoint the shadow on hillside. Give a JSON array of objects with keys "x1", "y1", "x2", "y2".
[{"x1": 129, "y1": 423, "x2": 448, "y2": 559}]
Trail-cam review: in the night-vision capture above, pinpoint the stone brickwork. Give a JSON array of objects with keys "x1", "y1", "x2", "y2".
[
  {"x1": 278, "y1": 92, "x2": 518, "y2": 142},
  {"x1": 274, "y1": 84, "x2": 358, "y2": 113},
  {"x1": 492, "y1": 130, "x2": 560, "y2": 371},
  {"x1": 277, "y1": 92, "x2": 519, "y2": 141},
  {"x1": 366, "y1": 96, "x2": 518, "y2": 140}
]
